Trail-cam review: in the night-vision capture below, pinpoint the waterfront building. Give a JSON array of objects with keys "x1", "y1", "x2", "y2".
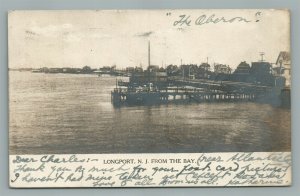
[
  {"x1": 233, "y1": 61, "x2": 251, "y2": 75},
  {"x1": 214, "y1": 64, "x2": 232, "y2": 74},
  {"x1": 126, "y1": 67, "x2": 135, "y2": 73},
  {"x1": 250, "y1": 61, "x2": 273, "y2": 85},
  {"x1": 198, "y1": 63, "x2": 211, "y2": 79},
  {"x1": 273, "y1": 51, "x2": 291, "y2": 87},
  {"x1": 134, "y1": 66, "x2": 143, "y2": 72},
  {"x1": 147, "y1": 65, "x2": 160, "y2": 72}
]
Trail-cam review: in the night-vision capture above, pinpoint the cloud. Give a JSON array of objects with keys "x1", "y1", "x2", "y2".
[
  {"x1": 136, "y1": 31, "x2": 154, "y2": 37},
  {"x1": 25, "y1": 30, "x2": 38, "y2": 36},
  {"x1": 28, "y1": 23, "x2": 73, "y2": 38}
]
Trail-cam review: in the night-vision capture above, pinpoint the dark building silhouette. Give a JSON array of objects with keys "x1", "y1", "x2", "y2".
[
  {"x1": 233, "y1": 61, "x2": 251, "y2": 75},
  {"x1": 250, "y1": 62, "x2": 273, "y2": 85}
]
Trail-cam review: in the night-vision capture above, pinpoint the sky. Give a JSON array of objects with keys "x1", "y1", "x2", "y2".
[{"x1": 8, "y1": 9, "x2": 290, "y2": 70}]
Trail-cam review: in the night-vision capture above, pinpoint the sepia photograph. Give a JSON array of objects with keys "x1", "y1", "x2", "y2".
[{"x1": 8, "y1": 9, "x2": 291, "y2": 187}]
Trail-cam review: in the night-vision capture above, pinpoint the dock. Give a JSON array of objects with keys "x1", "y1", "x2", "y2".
[
  {"x1": 110, "y1": 42, "x2": 290, "y2": 107},
  {"x1": 110, "y1": 77, "x2": 283, "y2": 106}
]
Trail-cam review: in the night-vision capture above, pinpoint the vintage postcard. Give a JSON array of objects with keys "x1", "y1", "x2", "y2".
[{"x1": 8, "y1": 10, "x2": 291, "y2": 187}]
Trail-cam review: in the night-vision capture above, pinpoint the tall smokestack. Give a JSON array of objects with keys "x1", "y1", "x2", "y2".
[{"x1": 148, "y1": 40, "x2": 151, "y2": 67}]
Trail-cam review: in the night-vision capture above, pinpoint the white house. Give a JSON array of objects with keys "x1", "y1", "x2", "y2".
[{"x1": 274, "y1": 51, "x2": 291, "y2": 87}]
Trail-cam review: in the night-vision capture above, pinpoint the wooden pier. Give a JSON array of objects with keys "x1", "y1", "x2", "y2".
[
  {"x1": 111, "y1": 85, "x2": 263, "y2": 106},
  {"x1": 110, "y1": 76, "x2": 290, "y2": 107}
]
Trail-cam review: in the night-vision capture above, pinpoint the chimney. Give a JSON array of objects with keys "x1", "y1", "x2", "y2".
[{"x1": 148, "y1": 40, "x2": 151, "y2": 67}]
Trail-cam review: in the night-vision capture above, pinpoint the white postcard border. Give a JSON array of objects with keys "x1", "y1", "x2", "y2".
[{"x1": 9, "y1": 152, "x2": 291, "y2": 187}]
